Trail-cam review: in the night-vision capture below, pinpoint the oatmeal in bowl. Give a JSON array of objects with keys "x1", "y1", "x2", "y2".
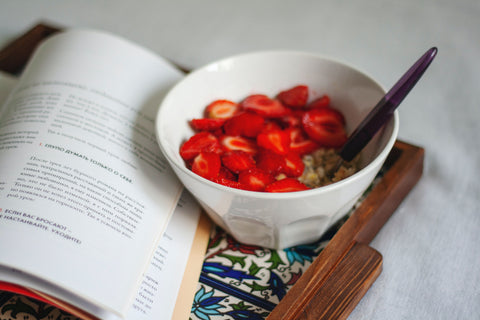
[{"x1": 300, "y1": 148, "x2": 360, "y2": 188}]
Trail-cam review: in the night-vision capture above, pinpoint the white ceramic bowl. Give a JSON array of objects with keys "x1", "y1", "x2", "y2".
[{"x1": 156, "y1": 51, "x2": 398, "y2": 249}]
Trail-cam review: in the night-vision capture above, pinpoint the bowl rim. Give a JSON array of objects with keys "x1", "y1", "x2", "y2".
[{"x1": 156, "y1": 50, "x2": 399, "y2": 200}]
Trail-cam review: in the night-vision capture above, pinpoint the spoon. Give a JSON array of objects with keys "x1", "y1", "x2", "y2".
[{"x1": 330, "y1": 47, "x2": 438, "y2": 176}]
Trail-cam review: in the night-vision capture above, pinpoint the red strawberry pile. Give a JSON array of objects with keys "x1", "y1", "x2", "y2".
[{"x1": 179, "y1": 85, "x2": 348, "y2": 193}]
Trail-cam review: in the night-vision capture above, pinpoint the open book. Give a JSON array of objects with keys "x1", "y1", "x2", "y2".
[{"x1": 0, "y1": 28, "x2": 211, "y2": 319}]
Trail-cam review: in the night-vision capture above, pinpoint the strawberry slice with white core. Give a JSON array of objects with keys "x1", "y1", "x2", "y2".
[
  {"x1": 205, "y1": 99, "x2": 240, "y2": 119},
  {"x1": 191, "y1": 152, "x2": 221, "y2": 180},
  {"x1": 290, "y1": 139, "x2": 319, "y2": 156},
  {"x1": 238, "y1": 168, "x2": 275, "y2": 191},
  {"x1": 240, "y1": 94, "x2": 291, "y2": 118},
  {"x1": 220, "y1": 136, "x2": 257, "y2": 154},
  {"x1": 286, "y1": 127, "x2": 319, "y2": 155},
  {"x1": 179, "y1": 131, "x2": 222, "y2": 160},
  {"x1": 283, "y1": 152, "x2": 305, "y2": 177},
  {"x1": 256, "y1": 129, "x2": 291, "y2": 155}
]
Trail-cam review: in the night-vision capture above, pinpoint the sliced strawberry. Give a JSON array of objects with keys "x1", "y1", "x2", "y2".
[
  {"x1": 256, "y1": 149, "x2": 285, "y2": 175},
  {"x1": 240, "y1": 94, "x2": 291, "y2": 118},
  {"x1": 307, "y1": 95, "x2": 331, "y2": 109},
  {"x1": 205, "y1": 99, "x2": 240, "y2": 119},
  {"x1": 190, "y1": 118, "x2": 226, "y2": 131},
  {"x1": 221, "y1": 150, "x2": 256, "y2": 174},
  {"x1": 212, "y1": 128, "x2": 224, "y2": 137},
  {"x1": 238, "y1": 168, "x2": 275, "y2": 191},
  {"x1": 306, "y1": 106, "x2": 345, "y2": 124},
  {"x1": 212, "y1": 177, "x2": 247, "y2": 190},
  {"x1": 287, "y1": 127, "x2": 319, "y2": 155},
  {"x1": 282, "y1": 152, "x2": 305, "y2": 177},
  {"x1": 265, "y1": 178, "x2": 310, "y2": 193},
  {"x1": 180, "y1": 131, "x2": 222, "y2": 160},
  {"x1": 287, "y1": 127, "x2": 307, "y2": 142},
  {"x1": 218, "y1": 166, "x2": 236, "y2": 180},
  {"x1": 279, "y1": 113, "x2": 303, "y2": 128},
  {"x1": 277, "y1": 85, "x2": 309, "y2": 108},
  {"x1": 224, "y1": 112, "x2": 264, "y2": 137},
  {"x1": 220, "y1": 135, "x2": 257, "y2": 154},
  {"x1": 256, "y1": 129, "x2": 291, "y2": 155},
  {"x1": 261, "y1": 120, "x2": 283, "y2": 133},
  {"x1": 290, "y1": 139, "x2": 319, "y2": 155},
  {"x1": 191, "y1": 151, "x2": 221, "y2": 180},
  {"x1": 301, "y1": 108, "x2": 347, "y2": 148}
]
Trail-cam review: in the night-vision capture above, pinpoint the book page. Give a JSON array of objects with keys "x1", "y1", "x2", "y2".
[
  {"x1": 126, "y1": 190, "x2": 210, "y2": 320},
  {"x1": 0, "y1": 72, "x2": 16, "y2": 103},
  {"x1": 0, "y1": 29, "x2": 186, "y2": 318}
]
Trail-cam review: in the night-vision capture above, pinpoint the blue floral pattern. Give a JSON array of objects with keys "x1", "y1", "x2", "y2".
[
  {"x1": 189, "y1": 217, "x2": 347, "y2": 320},
  {"x1": 192, "y1": 286, "x2": 226, "y2": 320}
]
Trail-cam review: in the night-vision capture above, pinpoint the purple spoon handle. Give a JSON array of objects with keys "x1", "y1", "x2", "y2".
[{"x1": 339, "y1": 47, "x2": 437, "y2": 162}]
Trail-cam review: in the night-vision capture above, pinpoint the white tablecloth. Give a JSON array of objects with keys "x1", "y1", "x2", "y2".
[{"x1": 1, "y1": 1, "x2": 478, "y2": 319}]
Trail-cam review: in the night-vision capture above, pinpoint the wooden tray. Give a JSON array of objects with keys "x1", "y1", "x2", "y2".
[{"x1": 0, "y1": 23, "x2": 424, "y2": 320}]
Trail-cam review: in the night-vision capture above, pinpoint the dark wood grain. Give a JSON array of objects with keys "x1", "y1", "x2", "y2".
[
  {"x1": 296, "y1": 242, "x2": 382, "y2": 320},
  {"x1": 0, "y1": 22, "x2": 61, "y2": 74},
  {"x1": 0, "y1": 23, "x2": 425, "y2": 320}
]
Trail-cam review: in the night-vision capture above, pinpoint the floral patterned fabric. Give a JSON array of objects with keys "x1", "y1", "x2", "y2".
[
  {"x1": 189, "y1": 217, "x2": 349, "y2": 320},
  {"x1": 0, "y1": 292, "x2": 80, "y2": 320}
]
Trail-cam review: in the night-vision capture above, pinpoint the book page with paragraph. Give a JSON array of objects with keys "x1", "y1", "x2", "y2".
[{"x1": 0, "y1": 29, "x2": 189, "y2": 318}]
